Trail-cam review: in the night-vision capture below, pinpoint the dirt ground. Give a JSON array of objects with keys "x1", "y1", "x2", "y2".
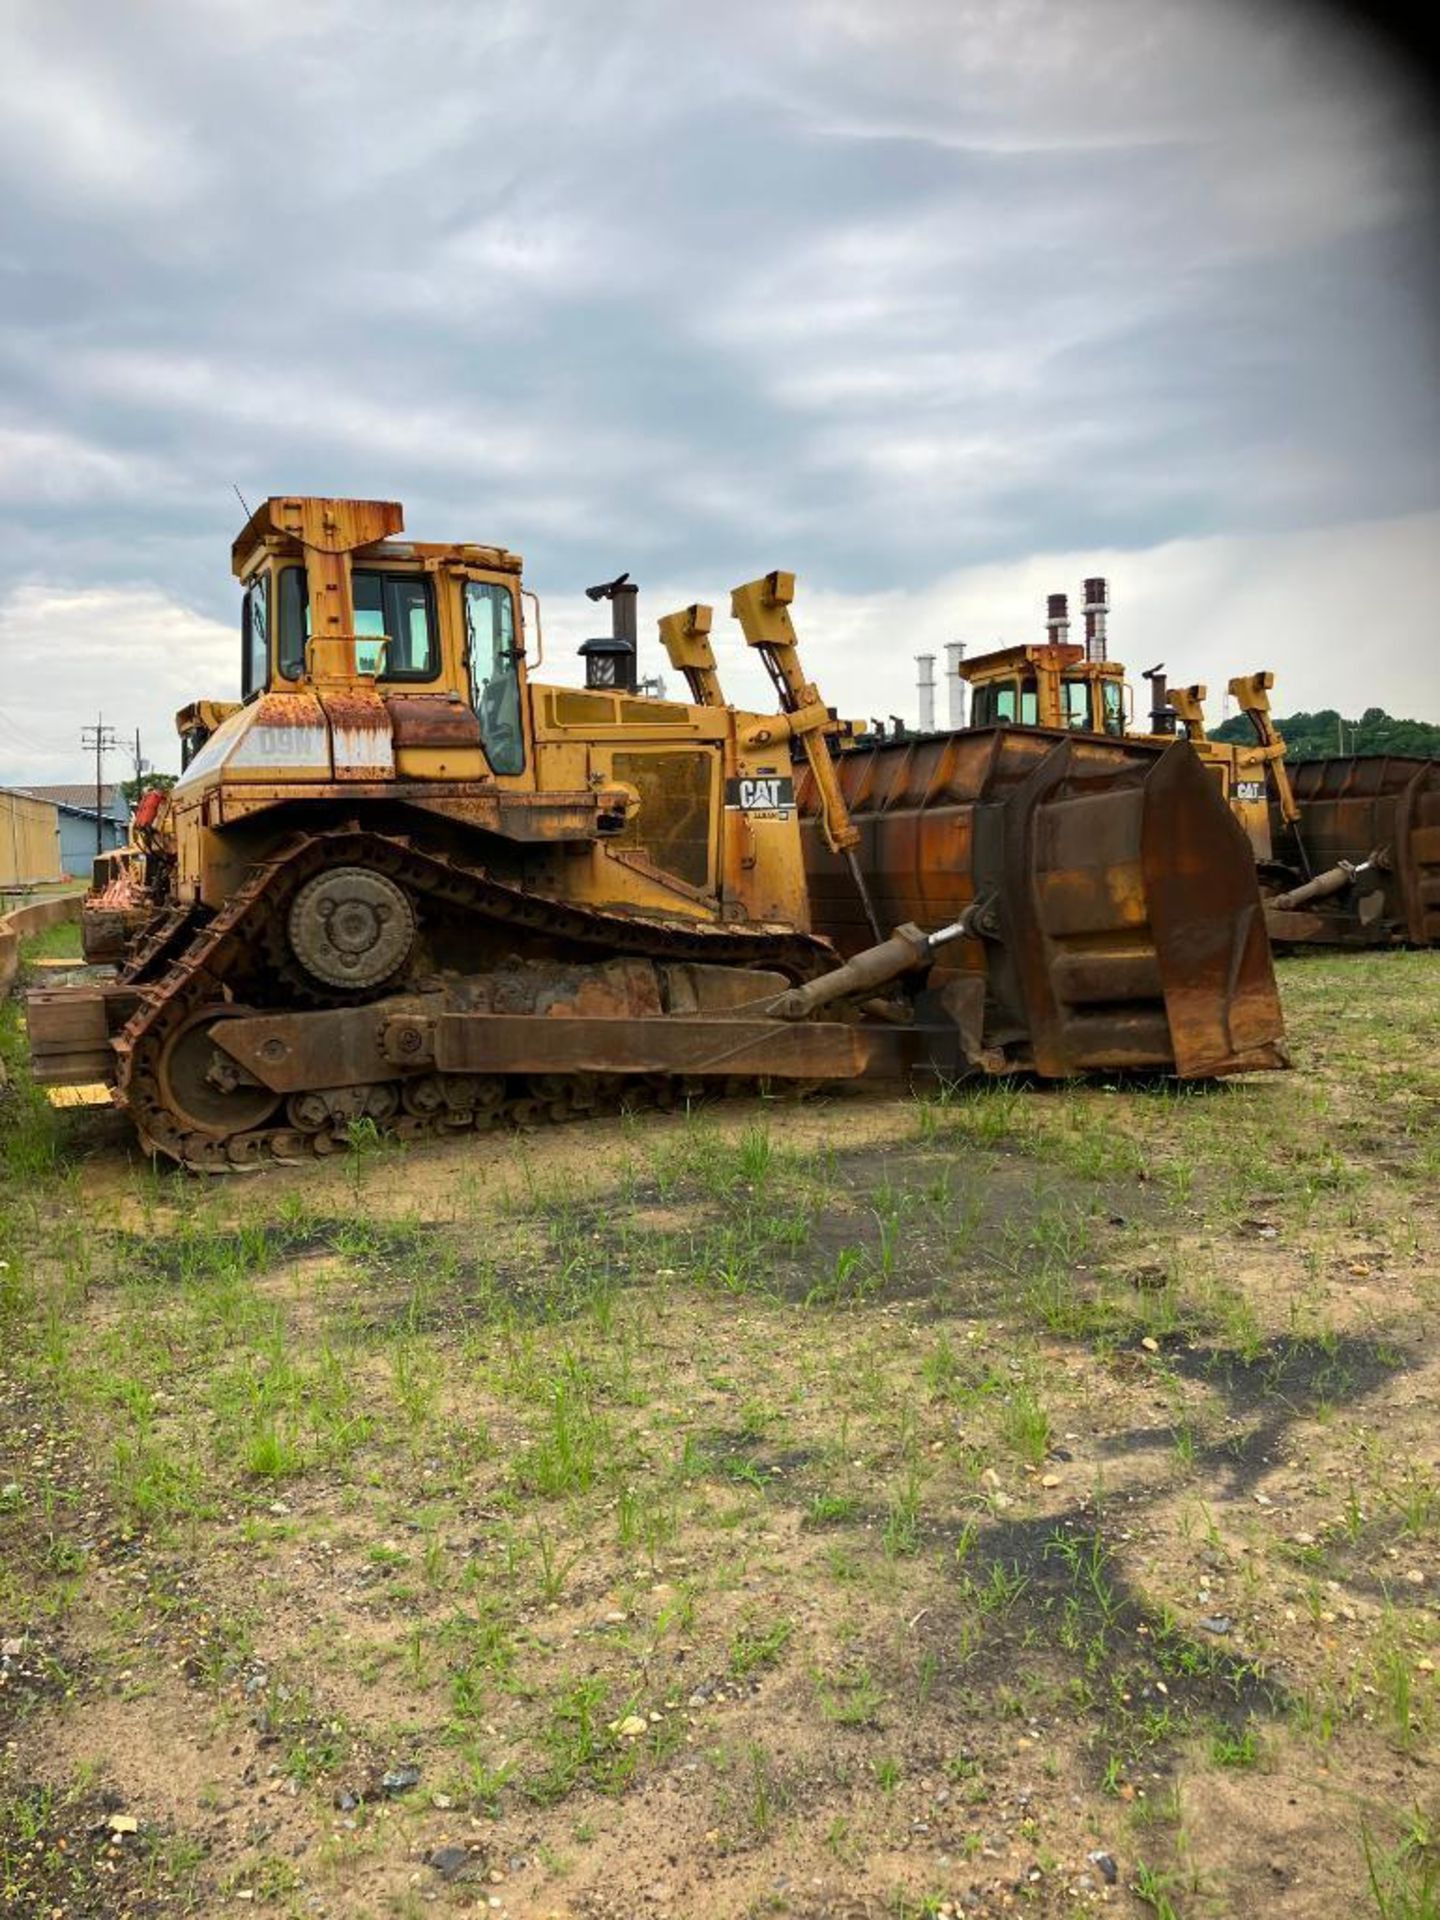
[{"x1": 1, "y1": 947, "x2": 1436, "y2": 1919}]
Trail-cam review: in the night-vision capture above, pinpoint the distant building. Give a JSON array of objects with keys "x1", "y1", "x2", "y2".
[
  {"x1": 18, "y1": 785, "x2": 130, "y2": 877},
  {"x1": 0, "y1": 789, "x2": 63, "y2": 887}
]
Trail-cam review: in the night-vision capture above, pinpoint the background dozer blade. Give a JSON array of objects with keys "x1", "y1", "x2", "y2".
[
  {"x1": 799, "y1": 726, "x2": 1287, "y2": 1080},
  {"x1": 1138, "y1": 740, "x2": 1287, "y2": 1076},
  {"x1": 1271, "y1": 756, "x2": 1440, "y2": 948}
]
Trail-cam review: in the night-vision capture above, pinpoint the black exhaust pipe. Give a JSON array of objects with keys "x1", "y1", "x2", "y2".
[
  {"x1": 1142, "y1": 663, "x2": 1175, "y2": 735},
  {"x1": 580, "y1": 572, "x2": 639, "y2": 692}
]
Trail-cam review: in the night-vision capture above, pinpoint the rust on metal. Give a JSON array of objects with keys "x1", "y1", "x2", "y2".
[
  {"x1": 1270, "y1": 857, "x2": 1382, "y2": 914},
  {"x1": 215, "y1": 1002, "x2": 871, "y2": 1086},
  {"x1": 157, "y1": 1006, "x2": 282, "y2": 1137},
  {"x1": 801, "y1": 725, "x2": 1287, "y2": 1079},
  {"x1": 1271, "y1": 755, "x2": 1440, "y2": 947},
  {"x1": 26, "y1": 983, "x2": 140, "y2": 1085},
  {"x1": 765, "y1": 923, "x2": 935, "y2": 1020},
  {"x1": 204, "y1": 783, "x2": 618, "y2": 844},
  {"x1": 1137, "y1": 743, "x2": 1285, "y2": 1074},
  {"x1": 433, "y1": 1013, "x2": 869, "y2": 1078},
  {"x1": 213, "y1": 955, "x2": 814, "y2": 1096},
  {"x1": 388, "y1": 695, "x2": 483, "y2": 749},
  {"x1": 318, "y1": 688, "x2": 395, "y2": 782},
  {"x1": 215, "y1": 1003, "x2": 428, "y2": 1095},
  {"x1": 26, "y1": 496, "x2": 1302, "y2": 1172},
  {"x1": 251, "y1": 690, "x2": 326, "y2": 732}
]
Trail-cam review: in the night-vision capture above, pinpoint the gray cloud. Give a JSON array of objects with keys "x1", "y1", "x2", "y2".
[{"x1": 0, "y1": 0, "x2": 1436, "y2": 783}]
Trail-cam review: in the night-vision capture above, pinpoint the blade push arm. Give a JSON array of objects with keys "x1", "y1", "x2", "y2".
[
  {"x1": 1228, "y1": 672, "x2": 1300, "y2": 827},
  {"x1": 1168, "y1": 684, "x2": 1208, "y2": 738},
  {"x1": 657, "y1": 602, "x2": 726, "y2": 706},
  {"x1": 729, "y1": 572, "x2": 854, "y2": 853},
  {"x1": 730, "y1": 569, "x2": 881, "y2": 941}
]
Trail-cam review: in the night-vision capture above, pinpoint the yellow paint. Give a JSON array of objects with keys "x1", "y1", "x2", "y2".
[
  {"x1": 959, "y1": 639, "x2": 1297, "y2": 863},
  {"x1": 46, "y1": 1083, "x2": 113, "y2": 1107},
  {"x1": 160, "y1": 498, "x2": 832, "y2": 934}
]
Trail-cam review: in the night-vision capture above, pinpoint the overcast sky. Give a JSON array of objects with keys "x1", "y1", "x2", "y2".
[{"x1": 0, "y1": 0, "x2": 1436, "y2": 783}]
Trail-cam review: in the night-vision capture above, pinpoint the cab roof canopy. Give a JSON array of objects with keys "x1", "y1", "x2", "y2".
[
  {"x1": 959, "y1": 642, "x2": 1086, "y2": 681},
  {"x1": 231, "y1": 495, "x2": 522, "y2": 580}
]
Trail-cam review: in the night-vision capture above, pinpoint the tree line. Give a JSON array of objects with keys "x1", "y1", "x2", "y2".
[{"x1": 1211, "y1": 706, "x2": 1440, "y2": 759}]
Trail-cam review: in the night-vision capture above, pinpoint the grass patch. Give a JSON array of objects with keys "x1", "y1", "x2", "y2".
[{"x1": 0, "y1": 948, "x2": 1435, "y2": 1911}]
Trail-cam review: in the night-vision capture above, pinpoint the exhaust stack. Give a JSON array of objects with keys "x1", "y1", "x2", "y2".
[
  {"x1": 945, "y1": 642, "x2": 967, "y2": 728},
  {"x1": 1083, "y1": 577, "x2": 1109, "y2": 663},
  {"x1": 1045, "y1": 592, "x2": 1070, "y2": 649},
  {"x1": 1142, "y1": 663, "x2": 1175, "y2": 735},
  {"x1": 916, "y1": 654, "x2": 936, "y2": 732},
  {"x1": 580, "y1": 572, "x2": 640, "y2": 692}
]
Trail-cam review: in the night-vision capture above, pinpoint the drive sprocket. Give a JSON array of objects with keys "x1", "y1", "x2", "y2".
[{"x1": 288, "y1": 866, "x2": 416, "y2": 989}]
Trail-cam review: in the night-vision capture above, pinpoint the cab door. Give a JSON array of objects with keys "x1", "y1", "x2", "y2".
[{"x1": 463, "y1": 579, "x2": 527, "y2": 777}]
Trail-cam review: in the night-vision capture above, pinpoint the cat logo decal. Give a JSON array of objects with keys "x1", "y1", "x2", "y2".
[{"x1": 725, "y1": 775, "x2": 796, "y2": 820}]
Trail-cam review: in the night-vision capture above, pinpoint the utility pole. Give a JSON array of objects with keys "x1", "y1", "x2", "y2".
[{"x1": 80, "y1": 715, "x2": 118, "y2": 855}]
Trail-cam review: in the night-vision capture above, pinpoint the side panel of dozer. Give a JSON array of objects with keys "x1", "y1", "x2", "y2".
[
  {"x1": 1278, "y1": 756, "x2": 1440, "y2": 947},
  {"x1": 800, "y1": 728, "x2": 1286, "y2": 1079},
  {"x1": 1136, "y1": 742, "x2": 1287, "y2": 1074}
]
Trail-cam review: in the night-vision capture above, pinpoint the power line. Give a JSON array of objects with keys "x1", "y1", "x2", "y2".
[
  {"x1": 0, "y1": 709, "x2": 81, "y2": 756},
  {"x1": 80, "y1": 716, "x2": 119, "y2": 856}
]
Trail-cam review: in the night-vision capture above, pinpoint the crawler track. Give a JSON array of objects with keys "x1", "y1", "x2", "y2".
[{"x1": 114, "y1": 829, "x2": 836, "y2": 1170}]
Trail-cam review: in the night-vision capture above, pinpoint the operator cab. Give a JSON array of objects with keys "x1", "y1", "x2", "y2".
[
  {"x1": 962, "y1": 644, "x2": 1128, "y2": 737},
  {"x1": 229, "y1": 496, "x2": 529, "y2": 778}
]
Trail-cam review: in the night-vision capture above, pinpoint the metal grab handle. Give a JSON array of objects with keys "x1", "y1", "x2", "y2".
[
  {"x1": 522, "y1": 588, "x2": 544, "y2": 669},
  {"x1": 303, "y1": 632, "x2": 389, "y2": 680}
]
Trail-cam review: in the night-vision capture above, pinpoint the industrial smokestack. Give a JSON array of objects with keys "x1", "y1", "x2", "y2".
[
  {"x1": 916, "y1": 654, "x2": 936, "y2": 732},
  {"x1": 1045, "y1": 592, "x2": 1070, "y2": 650},
  {"x1": 1082, "y1": 577, "x2": 1109, "y2": 663},
  {"x1": 945, "y1": 641, "x2": 967, "y2": 728}
]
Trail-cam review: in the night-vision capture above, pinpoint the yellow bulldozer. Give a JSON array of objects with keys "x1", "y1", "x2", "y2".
[
  {"x1": 26, "y1": 499, "x2": 1286, "y2": 1168},
  {"x1": 954, "y1": 580, "x2": 1440, "y2": 948}
]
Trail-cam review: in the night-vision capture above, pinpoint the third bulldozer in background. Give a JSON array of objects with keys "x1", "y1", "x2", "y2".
[{"x1": 945, "y1": 578, "x2": 1440, "y2": 950}]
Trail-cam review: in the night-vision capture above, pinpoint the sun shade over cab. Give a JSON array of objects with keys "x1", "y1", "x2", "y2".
[{"x1": 962, "y1": 643, "x2": 1128, "y2": 736}]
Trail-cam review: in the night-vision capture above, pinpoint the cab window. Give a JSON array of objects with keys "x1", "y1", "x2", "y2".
[
  {"x1": 1018, "y1": 679, "x2": 1038, "y2": 725},
  {"x1": 972, "y1": 681, "x2": 1017, "y2": 726},
  {"x1": 275, "y1": 567, "x2": 438, "y2": 681},
  {"x1": 241, "y1": 573, "x2": 269, "y2": 699},
  {"x1": 1062, "y1": 680, "x2": 1090, "y2": 730},
  {"x1": 465, "y1": 581, "x2": 524, "y2": 774},
  {"x1": 1102, "y1": 682, "x2": 1125, "y2": 736},
  {"x1": 354, "y1": 572, "x2": 436, "y2": 678},
  {"x1": 277, "y1": 567, "x2": 307, "y2": 680}
]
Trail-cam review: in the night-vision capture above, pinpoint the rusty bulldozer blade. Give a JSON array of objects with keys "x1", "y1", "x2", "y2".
[
  {"x1": 1266, "y1": 756, "x2": 1440, "y2": 948},
  {"x1": 800, "y1": 726, "x2": 1287, "y2": 1079}
]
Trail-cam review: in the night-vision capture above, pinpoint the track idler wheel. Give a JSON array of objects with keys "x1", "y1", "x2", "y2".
[
  {"x1": 156, "y1": 1007, "x2": 283, "y2": 1139},
  {"x1": 288, "y1": 867, "x2": 416, "y2": 989}
]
